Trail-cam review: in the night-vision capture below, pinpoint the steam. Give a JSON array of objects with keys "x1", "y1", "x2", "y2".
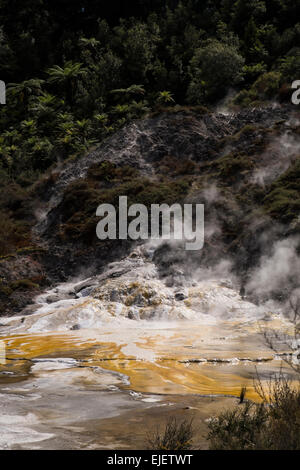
[
  {"x1": 34, "y1": 208, "x2": 48, "y2": 222},
  {"x1": 215, "y1": 88, "x2": 236, "y2": 116},
  {"x1": 202, "y1": 184, "x2": 220, "y2": 204},
  {"x1": 194, "y1": 259, "x2": 235, "y2": 283},
  {"x1": 252, "y1": 131, "x2": 299, "y2": 187},
  {"x1": 246, "y1": 236, "x2": 300, "y2": 301}
]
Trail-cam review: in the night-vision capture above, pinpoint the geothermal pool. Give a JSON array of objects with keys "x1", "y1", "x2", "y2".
[{"x1": 0, "y1": 245, "x2": 294, "y2": 449}]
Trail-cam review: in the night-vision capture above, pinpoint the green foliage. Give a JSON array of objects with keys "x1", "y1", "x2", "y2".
[
  {"x1": 214, "y1": 151, "x2": 255, "y2": 182},
  {"x1": 207, "y1": 401, "x2": 268, "y2": 450},
  {"x1": 0, "y1": 211, "x2": 31, "y2": 256},
  {"x1": 187, "y1": 40, "x2": 244, "y2": 102},
  {"x1": 234, "y1": 71, "x2": 282, "y2": 105},
  {"x1": 46, "y1": 61, "x2": 87, "y2": 106},
  {"x1": 0, "y1": 0, "x2": 299, "y2": 196},
  {"x1": 263, "y1": 158, "x2": 300, "y2": 223},
  {"x1": 253, "y1": 71, "x2": 282, "y2": 98},
  {"x1": 242, "y1": 62, "x2": 267, "y2": 82},
  {"x1": 279, "y1": 49, "x2": 300, "y2": 83},
  {"x1": 157, "y1": 91, "x2": 175, "y2": 105},
  {"x1": 7, "y1": 79, "x2": 44, "y2": 99},
  {"x1": 110, "y1": 85, "x2": 145, "y2": 98},
  {"x1": 57, "y1": 162, "x2": 190, "y2": 243}
]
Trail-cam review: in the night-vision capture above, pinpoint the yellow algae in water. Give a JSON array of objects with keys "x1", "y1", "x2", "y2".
[
  {"x1": 0, "y1": 316, "x2": 295, "y2": 403},
  {"x1": 2, "y1": 333, "x2": 97, "y2": 360},
  {"x1": 94, "y1": 354, "x2": 260, "y2": 399}
]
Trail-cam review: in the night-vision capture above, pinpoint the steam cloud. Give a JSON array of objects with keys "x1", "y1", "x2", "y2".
[{"x1": 246, "y1": 236, "x2": 300, "y2": 301}]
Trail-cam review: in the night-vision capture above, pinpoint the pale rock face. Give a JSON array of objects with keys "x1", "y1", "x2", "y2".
[{"x1": 0, "y1": 245, "x2": 269, "y2": 334}]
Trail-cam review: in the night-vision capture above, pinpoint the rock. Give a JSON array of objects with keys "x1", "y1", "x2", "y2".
[
  {"x1": 46, "y1": 294, "x2": 62, "y2": 303},
  {"x1": 165, "y1": 277, "x2": 174, "y2": 287},
  {"x1": 110, "y1": 290, "x2": 120, "y2": 302},
  {"x1": 132, "y1": 294, "x2": 145, "y2": 307},
  {"x1": 70, "y1": 324, "x2": 81, "y2": 330},
  {"x1": 19, "y1": 304, "x2": 38, "y2": 316},
  {"x1": 128, "y1": 310, "x2": 140, "y2": 320},
  {"x1": 219, "y1": 279, "x2": 234, "y2": 289},
  {"x1": 110, "y1": 269, "x2": 129, "y2": 278},
  {"x1": 175, "y1": 292, "x2": 186, "y2": 301},
  {"x1": 74, "y1": 279, "x2": 96, "y2": 293},
  {"x1": 75, "y1": 286, "x2": 93, "y2": 298}
]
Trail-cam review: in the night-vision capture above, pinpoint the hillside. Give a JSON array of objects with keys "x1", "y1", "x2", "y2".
[{"x1": 0, "y1": 104, "x2": 299, "y2": 316}]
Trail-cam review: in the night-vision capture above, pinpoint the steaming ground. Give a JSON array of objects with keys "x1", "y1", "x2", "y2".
[
  {"x1": 0, "y1": 243, "x2": 296, "y2": 449},
  {"x1": 0, "y1": 243, "x2": 275, "y2": 334}
]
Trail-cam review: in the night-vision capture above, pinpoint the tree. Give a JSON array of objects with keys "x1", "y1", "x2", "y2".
[
  {"x1": 7, "y1": 79, "x2": 44, "y2": 110},
  {"x1": 114, "y1": 20, "x2": 158, "y2": 82},
  {"x1": 0, "y1": 26, "x2": 15, "y2": 80},
  {"x1": 231, "y1": 0, "x2": 267, "y2": 35},
  {"x1": 279, "y1": 49, "x2": 300, "y2": 84},
  {"x1": 187, "y1": 40, "x2": 244, "y2": 103},
  {"x1": 262, "y1": 295, "x2": 300, "y2": 376},
  {"x1": 46, "y1": 61, "x2": 87, "y2": 106}
]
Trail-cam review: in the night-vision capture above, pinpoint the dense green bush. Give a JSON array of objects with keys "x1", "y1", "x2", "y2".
[
  {"x1": 264, "y1": 158, "x2": 300, "y2": 222},
  {"x1": 57, "y1": 163, "x2": 190, "y2": 242},
  {"x1": 187, "y1": 39, "x2": 244, "y2": 102},
  {"x1": 1, "y1": 0, "x2": 299, "y2": 185}
]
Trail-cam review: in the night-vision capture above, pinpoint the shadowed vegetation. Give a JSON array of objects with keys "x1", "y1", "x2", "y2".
[{"x1": 147, "y1": 418, "x2": 194, "y2": 450}]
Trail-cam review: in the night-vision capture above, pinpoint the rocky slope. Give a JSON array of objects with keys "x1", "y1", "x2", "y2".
[{"x1": 0, "y1": 104, "x2": 299, "y2": 316}]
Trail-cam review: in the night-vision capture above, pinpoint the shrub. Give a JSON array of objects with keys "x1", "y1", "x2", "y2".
[
  {"x1": 263, "y1": 158, "x2": 300, "y2": 222},
  {"x1": 253, "y1": 71, "x2": 282, "y2": 99},
  {"x1": 207, "y1": 401, "x2": 268, "y2": 450},
  {"x1": 214, "y1": 152, "x2": 254, "y2": 180},
  {"x1": 57, "y1": 166, "x2": 190, "y2": 243},
  {"x1": 234, "y1": 71, "x2": 282, "y2": 106},
  {"x1": 147, "y1": 418, "x2": 194, "y2": 450},
  {"x1": 0, "y1": 212, "x2": 32, "y2": 256},
  {"x1": 9, "y1": 279, "x2": 39, "y2": 291},
  {"x1": 187, "y1": 40, "x2": 244, "y2": 103},
  {"x1": 207, "y1": 376, "x2": 300, "y2": 450}
]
